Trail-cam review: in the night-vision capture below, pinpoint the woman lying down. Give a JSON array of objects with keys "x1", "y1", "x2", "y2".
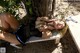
[
  {"x1": 0, "y1": 13, "x2": 65, "y2": 46},
  {"x1": 35, "y1": 17, "x2": 65, "y2": 39}
]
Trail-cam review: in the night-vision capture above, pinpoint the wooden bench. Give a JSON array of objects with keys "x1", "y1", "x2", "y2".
[{"x1": 66, "y1": 15, "x2": 80, "y2": 53}]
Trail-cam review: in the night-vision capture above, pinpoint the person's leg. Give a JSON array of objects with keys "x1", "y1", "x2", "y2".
[
  {"x1": 0, "y1": 31, "x2": 20, "y2": 45},
  {"x1": 0, "y1": 13, "x2": 19, "y2": 31},
  {"x1": 0, "y1": 13, "x2": 20, "y2": 45}
]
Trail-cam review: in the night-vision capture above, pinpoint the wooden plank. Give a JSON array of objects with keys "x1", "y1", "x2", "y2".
[
  {"x1": 66, "y1": 15, "x2": 80, "y2": 53},
  {"x1": 26, "y1": 31, "x2": 60, "y2": 43}
]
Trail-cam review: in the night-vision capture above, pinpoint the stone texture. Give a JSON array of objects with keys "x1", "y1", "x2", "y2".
[{"x1": 54, "y1": 0, "x2": 80, "y2": 19}]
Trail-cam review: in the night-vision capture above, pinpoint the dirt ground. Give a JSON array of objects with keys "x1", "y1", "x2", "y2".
[{"x1": 5, "y1": 30, "x2": 79, "y2": 53}]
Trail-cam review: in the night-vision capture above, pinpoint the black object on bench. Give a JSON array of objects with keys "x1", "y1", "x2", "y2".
[{"x1": 13, "y1": 24, "x2": 42, "y2": 45}]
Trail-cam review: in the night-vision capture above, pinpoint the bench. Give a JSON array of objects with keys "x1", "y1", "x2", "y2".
[
  {"x1": 23, "y1": 31, "x2": 61, "y2": 44},
  {"x1": 66, "y1": 15, "x2": 80, "y2": 53},
  {"x1": 10, "y1": 31, "x2": 62, "y2": 49}
]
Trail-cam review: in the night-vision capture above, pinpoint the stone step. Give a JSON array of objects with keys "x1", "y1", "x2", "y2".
[{"x1": 66, "y1": 14, "x2": 80, "y2": 53}]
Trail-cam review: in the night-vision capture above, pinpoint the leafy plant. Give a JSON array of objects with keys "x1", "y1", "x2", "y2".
[
  {"x1": 0, "y1": 0, "x2": 21, "y2": 19},
  {"x1": 26, "y1": 0, "x2": 33, "y2": 16}
]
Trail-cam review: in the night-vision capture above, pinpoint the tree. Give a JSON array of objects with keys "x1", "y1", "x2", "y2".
[{"x1": 31, "y1": 0, "x2": 55, "y2": 18}]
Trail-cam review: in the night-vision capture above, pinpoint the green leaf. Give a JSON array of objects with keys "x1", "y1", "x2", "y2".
[
  {"x1": 26, "y1": 1, "x2": 31, "y2": 6},
  {"x1": 29, "y1": 7, "x2": 33, "y2": 15}
]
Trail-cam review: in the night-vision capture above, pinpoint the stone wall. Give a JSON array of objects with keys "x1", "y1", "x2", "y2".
[{"x1": 54, "y1": 0, "x2": 80, "y2": 19}]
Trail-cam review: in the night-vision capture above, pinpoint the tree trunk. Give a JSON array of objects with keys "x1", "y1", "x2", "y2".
[{"x1": 32, "y1": 0, "x2": 55, "y2": 18}]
